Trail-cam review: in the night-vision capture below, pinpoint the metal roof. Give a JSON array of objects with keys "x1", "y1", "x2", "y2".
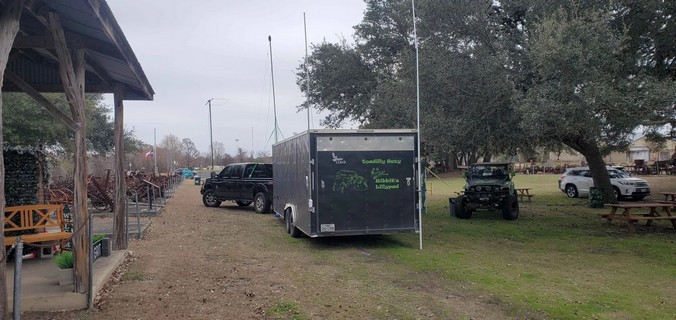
[{"x1": 2, "y1": 0, "x2": 154, "y2": 100}]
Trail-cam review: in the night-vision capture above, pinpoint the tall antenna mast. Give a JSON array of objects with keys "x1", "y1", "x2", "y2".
[
  {"x1": 411, "y1": 0, "x2": 423, "y2": 250},
  {"x1": 304, "y1": 13, "x2": 311, "y2": 131},
  {"x1": 268, "y1": 35, "x2": 279, "y2": 143}
]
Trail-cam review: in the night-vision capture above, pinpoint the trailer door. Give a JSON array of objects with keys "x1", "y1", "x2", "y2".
[{"x1": 315, "y1": 135, "x2": 416, "y2": 235}]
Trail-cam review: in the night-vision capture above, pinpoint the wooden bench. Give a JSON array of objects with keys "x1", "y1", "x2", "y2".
[
  {"x1": 515, "y1": 188, "x2": 534, "y2": 202},
  {"x1": 603, "y1": 203, "x2": 676, "y2": 233},
  {"x1": 4, "y1": 205, "x2": 72, "y2": 248}
]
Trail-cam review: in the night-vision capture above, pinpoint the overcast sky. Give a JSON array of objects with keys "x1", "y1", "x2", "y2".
[{"x1": 105, "y1": 0, "x2": 366, "y2": 155}]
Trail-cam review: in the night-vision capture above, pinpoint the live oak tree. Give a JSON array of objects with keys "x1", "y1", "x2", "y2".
[
  {"x1": 519, "y1": 8, "x2": 676, "y2": 202},
  {"x1": 298, "y1": 0, "x2": 522, "y2": 165},
  {"x1": 298, "y1": 0, "x2": 675, "y2": 202}
]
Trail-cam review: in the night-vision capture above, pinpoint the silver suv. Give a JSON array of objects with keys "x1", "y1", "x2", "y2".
[{"x1": 558, "y1": 167, "x2": 650, "y2": 200}]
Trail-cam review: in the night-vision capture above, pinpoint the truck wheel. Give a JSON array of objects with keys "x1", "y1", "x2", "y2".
[
  {"x1": 286, "y1": 209, "x2": 302, "y2": 238},
  {"x1": 455, "y1": 198, "x2": 472, "y2": 219},
  {"x1": 236, "y1": 201, "x2": 252, "y2": 207},
  {"x1": 254, "y1": 192, "x2": 270, "y2": 214},
  {"x1": 202, "y1": 190, "x2": 221, "y2": 207},
  {"x1": 501, "y1": 194, "x2": 519, "y2": 220}
]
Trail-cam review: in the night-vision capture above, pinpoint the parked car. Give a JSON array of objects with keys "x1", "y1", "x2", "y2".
[
  {"x1": 182, "y1": 169, "x2": 195, "y2": 179},
  {"x1": 558, "y1": 167, "x2": 650, "y2": 200},
  {"x1": 200, "y1": 163, "x2": 273, "y2": 213}
]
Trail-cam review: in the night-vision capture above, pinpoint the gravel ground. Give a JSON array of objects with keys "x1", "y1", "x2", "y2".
[{"x1": 22, "y1": 180, "x2": 514, "y2": 320}]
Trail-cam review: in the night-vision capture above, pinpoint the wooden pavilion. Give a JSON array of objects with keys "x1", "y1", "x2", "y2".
[{"x1": 0, "y1": 0, "x2": 154, "y2": 314}]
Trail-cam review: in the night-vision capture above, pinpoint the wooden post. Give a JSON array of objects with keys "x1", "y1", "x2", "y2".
[
  {"x1": 0, "y1": 1, "x2": 23, "y2": 317},
  {"x1": 49, "y1": 12, "x2": 90, "y2": 293},
  {"x1": 113, "y1": 83, "x2": 127, "y2": 250}
]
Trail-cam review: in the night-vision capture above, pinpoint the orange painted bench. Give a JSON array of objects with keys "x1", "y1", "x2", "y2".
[{"x1": 4, "y1": 205, "x2": 72, "y2": 246}]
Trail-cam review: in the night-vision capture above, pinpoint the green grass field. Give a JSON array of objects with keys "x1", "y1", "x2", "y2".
[{"x1": 383, "y1": 173, "x2": 676, "y2": 319}]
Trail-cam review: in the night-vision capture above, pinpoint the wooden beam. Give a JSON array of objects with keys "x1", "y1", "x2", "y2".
[
  {"x1": 85, "y1": 0, "x2": 153, "y2": 100},
  {"x1": 113, "y1": 83, "x2": 126, "y2": 250},
  {"x1": 13, "y1": 33, "x2": 123, "y2": 60},
  {"x1": 3, "y1": 70, "x2": 79, "y2": 131},
  {"x1": 0, "y1": 0, "x2": 23, "y2": 317},
  {"x1": 85, "y1": 52, "x2": 112, "y2": 87},
  {"x1": 3, "y1": 82, "x2": 120, "y2": 93},
  {"x1": 48, "y1": 11, "x2": 90, "y2": 294}
]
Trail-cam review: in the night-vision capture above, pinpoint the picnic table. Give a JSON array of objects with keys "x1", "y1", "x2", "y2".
[
  {"x1": 515, "y1": 188, "x2": 533, "y2": 202},
  {"x1": 604, "y1": 203, "x2": 676, "y2": 233},
  {"x1": 659, "y1": 192, "x2": 676, "y2": 202}
]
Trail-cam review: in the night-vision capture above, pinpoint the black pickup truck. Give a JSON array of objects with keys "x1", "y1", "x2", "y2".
[{"x1": 200, "y1": 163, "x2": 273, "y2": 213}]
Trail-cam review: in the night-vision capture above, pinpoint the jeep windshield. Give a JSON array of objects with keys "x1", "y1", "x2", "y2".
[{"x1": 468, "y1": 165, "x2": 509, "y2": 179}]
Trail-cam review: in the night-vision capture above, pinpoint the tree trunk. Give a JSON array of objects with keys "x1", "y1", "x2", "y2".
[
  {"x1": 113, "y1": 84, "x2": 126, "y2": 250},
  {"x1": 564, "y1": 137, "x2": 617, "y2": 204},
  {"x1": 0, "y1": 1, "x2": 22, "y2": 317}
]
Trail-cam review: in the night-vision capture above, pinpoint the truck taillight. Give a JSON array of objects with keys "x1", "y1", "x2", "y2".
[{"x1": 559, "y1": 174, "x2": 565, "y2": 180}]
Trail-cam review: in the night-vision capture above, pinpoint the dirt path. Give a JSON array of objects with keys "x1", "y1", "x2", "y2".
[{"x1": 24, "y1": 180, "x2": 516, "y2": 320}]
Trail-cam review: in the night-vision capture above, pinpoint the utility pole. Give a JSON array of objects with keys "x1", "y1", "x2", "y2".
[
  {"x1": 205, "y1": 98, "x2": 228, "y2": 169},
  {"x1": 206, "y1": 98, "x2": 214, "y2": 169}
]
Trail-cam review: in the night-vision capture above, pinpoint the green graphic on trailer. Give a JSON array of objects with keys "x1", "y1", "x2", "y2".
[
  {"x1": 333, "y1": 170, "x2": 368, "y2": 193},
  {"x1": 316, "y1": 150, "x2": 416, "y2": 233}
]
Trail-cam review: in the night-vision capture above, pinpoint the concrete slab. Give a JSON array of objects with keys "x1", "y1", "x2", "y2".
[
  {"x1": 4, "y1": 211, "x2": 154, "y2": 312},
  {"x1": 5, "y1": 250, "x2": 127, "y2": 312}
]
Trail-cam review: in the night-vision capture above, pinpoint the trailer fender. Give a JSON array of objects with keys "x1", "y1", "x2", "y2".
[{"x1": 283, "y1": 203, "x2": 297, "y2": 223}]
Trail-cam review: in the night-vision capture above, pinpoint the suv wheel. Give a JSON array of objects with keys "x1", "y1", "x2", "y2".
[
  {"x1": 565, "y1": 184, "x2": 578, "y2": 198},
  {"x1": 501, "y1": 194, "x2": 519, "y2": 220},
  {"x1": 455, "y1": 198, "x2": 472, "y2": 219},
  {"x1": 612, "y1": 187, "x2": 622, "y2": 201},
  {"x1": 202, "y1": 190, "x2": 221, "y2": 207},
  {"x1": 254, "y1": 192, "x2": 270, "y2": 214}
]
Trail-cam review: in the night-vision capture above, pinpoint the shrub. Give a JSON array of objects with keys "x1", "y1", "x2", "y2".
[{"x1": 53, "y1": 251, "x2": 73, "y2": 269}]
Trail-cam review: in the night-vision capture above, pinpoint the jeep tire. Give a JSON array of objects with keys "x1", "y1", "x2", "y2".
[
  {"x1": 455, "y1": 197, "x2": 473, "y2": 219},
  {"x1": 501, "y1": 194, "x2": 519, "y2": 220}
]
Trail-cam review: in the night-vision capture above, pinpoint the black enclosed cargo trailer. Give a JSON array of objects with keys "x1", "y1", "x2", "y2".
[{"x1": 272, "y1": 129, "x2": 420, "y2": 237}]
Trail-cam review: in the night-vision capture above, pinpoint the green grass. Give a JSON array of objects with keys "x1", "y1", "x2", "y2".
[
  {"x1": 121, "y1": 271, "x2": 145, "y2": 282},
  {"x1": 389, "y1": 174, "x2": 676, "y2": 319},
  {"x1": 265, "y1": 301, "x2": 309, "y2": 320}
]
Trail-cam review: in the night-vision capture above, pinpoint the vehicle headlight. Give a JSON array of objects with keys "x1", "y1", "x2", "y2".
[{"x1": 618, "y1": 181, "x2": 635, "y2": 185}]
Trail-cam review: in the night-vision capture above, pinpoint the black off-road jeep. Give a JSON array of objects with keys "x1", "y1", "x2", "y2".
[{"x1": 454, "y1": 162, "x2": 519, "y2": 220}]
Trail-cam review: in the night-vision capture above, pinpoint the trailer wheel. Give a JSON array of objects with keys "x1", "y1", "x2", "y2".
[
  {"x1": 284, "y1": 209, "x2": 291, "y2": 234},
  {"x1": 202, "y1": 190, "x2": 221, "y2": 207},
  {"x1": 285, "y1": 209, "x2": 302, "y2": 238},
  {"x1": 254, "y1": 192, "x2": 270, "y2": 214}
]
